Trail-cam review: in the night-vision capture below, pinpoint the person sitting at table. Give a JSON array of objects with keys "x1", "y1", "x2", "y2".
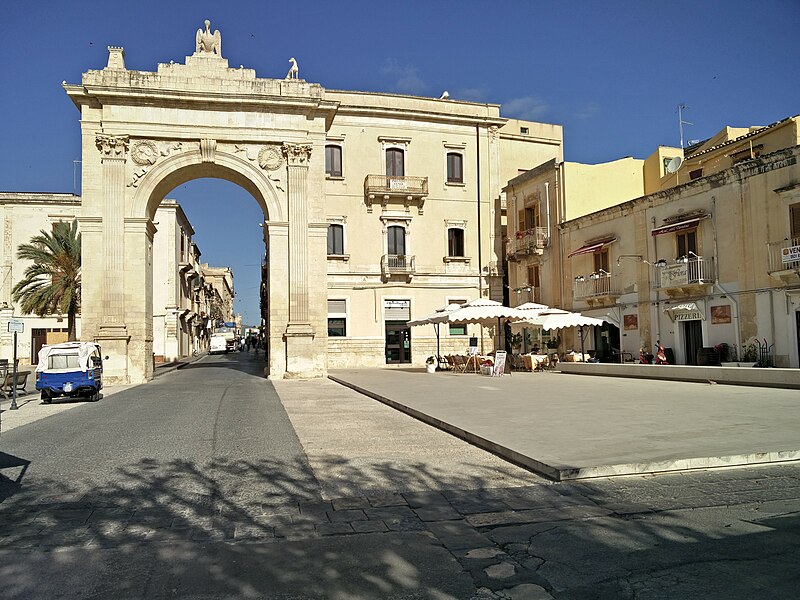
[{"x1": 531, "y1": 343, "x2": 540, "y2": 355}]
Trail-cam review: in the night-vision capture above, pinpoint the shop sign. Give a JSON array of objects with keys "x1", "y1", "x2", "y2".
[
  {"x1": 660, "y1": 263, "x2": 688, "y2": 287},
  {"x1": 781, "y1": 245, "x2": 800, "y2": 263},
  {"x1": 674, "y1": 311, "x2": 702, "y2": 321},
  {"x1": 7, "y1": 320, "x2": 24, "y2": 333}
]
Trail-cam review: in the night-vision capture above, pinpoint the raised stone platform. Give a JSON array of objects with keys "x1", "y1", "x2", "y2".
[
  {"x1": 329, "y1": 368, "x2": 800, "y2": 480},
  {"x1": 558, "y1": 362, "x2": 800, "y2": 389}
]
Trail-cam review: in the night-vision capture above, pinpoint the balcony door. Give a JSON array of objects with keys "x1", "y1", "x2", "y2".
[
  {"x1": 386, "y1": 148, "x2": 405, "y2": 177},
  {"x1": 388, "y1": 225, "x2": 406, "y2": 257}
]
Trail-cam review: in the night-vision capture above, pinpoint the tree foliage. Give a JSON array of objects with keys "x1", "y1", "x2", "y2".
[{"x1": 12, "y1": 220, "x2": 81, "y2": 340}]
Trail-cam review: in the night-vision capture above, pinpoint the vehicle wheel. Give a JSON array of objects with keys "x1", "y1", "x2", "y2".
[
  {"x1": 90, "y1": 391, "x2": 100, "y2": 402},
  {"x1": 41, "y1": 390, "x2": 52, "y2": 404}
]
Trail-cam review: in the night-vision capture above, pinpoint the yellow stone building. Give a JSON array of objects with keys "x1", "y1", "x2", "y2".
[{"x1": 507, "y1": 115, "x2": 800, "y2": 367}]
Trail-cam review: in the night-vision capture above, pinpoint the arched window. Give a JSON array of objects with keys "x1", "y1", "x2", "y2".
[
  {"x1": 446, "y1": 152, "x2": 463, "y2": 183},
  {"x1": 447, "y1": 228, "x2": 465, "y2": 257},
  {"x1": 327, "y1": 223, "x2": 344, "y2": 255},
  {"x1": 386, "y1": 148, "x2": 405, "y2": 177},
  {"x1": 325, "y1": 145, "x2": 342, "y2": 177}
]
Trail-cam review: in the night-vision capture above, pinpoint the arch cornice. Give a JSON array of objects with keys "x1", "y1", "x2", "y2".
[{"x1": 130, "y1": 148, "x2": 285, "y2": 221}]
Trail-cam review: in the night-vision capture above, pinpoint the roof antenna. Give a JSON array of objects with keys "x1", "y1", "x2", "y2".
[{"x1": 678, "y1": 103, "x2": 693, "y2": 149}]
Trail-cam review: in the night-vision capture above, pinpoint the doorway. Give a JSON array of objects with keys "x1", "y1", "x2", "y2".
[
  {"x1": 796, "y1": 311, "x2": 800, "y2": 368},
  {"x1": 385, "y1": 321, "x2": 411, "y2": 364},
  {"x1": 682, "y1": 320, "x2": 703, "y2": 365},
  {"x1": 593, "y1": 322, "x2": 620, "y2": 362}
]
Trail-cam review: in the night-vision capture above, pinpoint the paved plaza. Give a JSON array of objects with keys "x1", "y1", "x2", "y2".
[
  {"x1": 331, "y1": 368, "x2": 800, "y2": 479},
  {"x1": 1, "y1": 353, "x2": 799, "y2": 598}
]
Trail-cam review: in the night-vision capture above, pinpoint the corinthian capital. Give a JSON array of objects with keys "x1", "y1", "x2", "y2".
[
  {"x1": 282, "y1": 143, "x2": 313, "y2": 166},
  {"x1": 96, "y1": 134, "x2": 130, "y2": 158}
]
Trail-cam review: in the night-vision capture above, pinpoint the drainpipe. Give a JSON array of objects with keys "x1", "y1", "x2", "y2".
[
  {"x1": 711, "y1": 196, "x2": 742, "y2": 350},
  {"x1": 476, "y1": 125, "x2": 483, "y2": 299},
  {"x1": 476, "y1": 125, "x2": 484, "y2": 355},
  {"x1": 544, "y1": 181, "x2": 551, "y2": 246}
]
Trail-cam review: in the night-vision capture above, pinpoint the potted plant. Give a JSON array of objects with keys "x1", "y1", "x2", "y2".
[
  {"x1": 480, "y1": 358, "x2": 494, "y2": 375},
  {"x1": 509, "y1": 332, "x2": 524, "y2": 354},
  {"x1": 425, "y1": 356, "x2": 437, "y2": 373},
  {"x1": 546, "y1": 335, "x2": 560, "y2": 350}
]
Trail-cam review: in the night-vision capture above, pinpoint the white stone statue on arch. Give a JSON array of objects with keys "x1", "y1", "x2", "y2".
[
  {"x1": 286, "y1": 57, "x2": 299, "y2": 80},
  {"x1": 196, "y1": 19, "x2": 222, "y2": 56}
]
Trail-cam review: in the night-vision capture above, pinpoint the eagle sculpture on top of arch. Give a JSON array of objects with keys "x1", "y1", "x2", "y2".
[{"x1": 196, "y1": 19, "x2": 222, "y2": 57}]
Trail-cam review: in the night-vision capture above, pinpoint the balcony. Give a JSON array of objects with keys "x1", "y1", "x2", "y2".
[
  {"x1": 767, "y1": 237, "x2": 800, "y2": 284},
  {"x1": 654, "y1": 257, "x2": 715, "y2": 297},
  {"x1": 364, "y1": 175, "x2": 429, "y2": 214},
  {"x1": 381, "y1": 254, "x2": 415, "y2": 280},
  {"x1": 573, "y1": 272, "x2": 622, "y2": 306},
  {"x1": 506, "y1": 228, "x2": 549, "y2": 261}
]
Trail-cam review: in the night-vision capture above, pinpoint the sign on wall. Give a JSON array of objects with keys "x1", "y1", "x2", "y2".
[
  {"x1": 710, "y1": 305, "x2": 732, "y2": 324},
  {"x1": 623, "y1": 314, "x2": 638, "y2": 330},
  {"x1": 7, "y1": 320, "x2": 24, "y2": 333},
  {"x1": 781, "y1": 245, "x2": 800, "y2": 263}
]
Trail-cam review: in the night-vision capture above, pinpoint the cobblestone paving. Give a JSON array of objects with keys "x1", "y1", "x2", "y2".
[{"x1": 3, "y1": 463, "x2": 800, "y2": 598}]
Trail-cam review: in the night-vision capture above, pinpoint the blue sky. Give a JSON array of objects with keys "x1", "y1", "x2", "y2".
[{"x1": 4, "y1": 1, "x2": 799, "y2": 325}]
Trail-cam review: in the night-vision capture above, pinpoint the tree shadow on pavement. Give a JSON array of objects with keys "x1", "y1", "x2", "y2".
[{"x1": 2, "y1": 453, "x2": 800, "y2": 599}]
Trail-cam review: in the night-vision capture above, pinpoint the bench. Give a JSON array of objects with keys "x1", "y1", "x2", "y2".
[{"x1": 0, "y1": 371, "x2": 29, "y2": 400}]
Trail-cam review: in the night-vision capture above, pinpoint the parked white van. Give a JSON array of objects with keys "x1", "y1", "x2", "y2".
[{"x1": 209, "y1": 335, "x2": 228, "y2": 354}]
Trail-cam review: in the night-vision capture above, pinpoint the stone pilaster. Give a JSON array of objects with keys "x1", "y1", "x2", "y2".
[
  {"x1": 94, "y1": 134, "x2": 130, "y2": 383},
  {"x1": 281, "y1": 143, "x2": 319, "y2": 378},
  {"x1": 282, "y1": 143, "x2": 313, "y2": 333}
]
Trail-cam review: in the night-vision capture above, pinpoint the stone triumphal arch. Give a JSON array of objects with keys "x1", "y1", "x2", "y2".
[{"x1": 65, "y1": 24, "x2": 332, "y2": 383}]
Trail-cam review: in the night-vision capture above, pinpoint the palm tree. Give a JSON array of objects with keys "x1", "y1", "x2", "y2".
[{"x1": 12, "y1": 220, "x2": 81, "y2": 341}]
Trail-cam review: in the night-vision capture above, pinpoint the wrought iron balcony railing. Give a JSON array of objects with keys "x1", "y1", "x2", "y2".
[
  {"x1": 767, "y1": 237, "x2": 800, "y2": 273},
  {"x1": 506, "y1": 227, "x2": 549, "y2": 259},
  {"x1": 655, "y1": 257, "x2": 715, "y2": 289},
  {"x1": 573, "y1": 272, "x2": 621, "y2": 300},
  {"x1": 381, "y1": 254, "x2": 415, "y2": 276}
]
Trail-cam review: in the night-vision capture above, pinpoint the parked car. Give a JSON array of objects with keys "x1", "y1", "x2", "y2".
[
  {"x1": 35, "y1": 341, "x2": 104, "y2": 403},
  {"x1": 209, "y1": 334, "x2": 228, "y2": 354}
]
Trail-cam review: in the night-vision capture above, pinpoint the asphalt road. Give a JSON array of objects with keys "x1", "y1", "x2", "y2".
[
  {"x1": 1, "y1": 352, "x2": 799, "y2": 599},
  {"x1": 0, "y1": 351, "x2": 320, "y2": 510}
]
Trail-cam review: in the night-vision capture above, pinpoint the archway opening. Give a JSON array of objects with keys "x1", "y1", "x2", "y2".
[{"x1": 153, "y1": 176, "x2": 268, "y2": 365}]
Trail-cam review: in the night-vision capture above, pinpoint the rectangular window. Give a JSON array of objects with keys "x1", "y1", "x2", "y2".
[
  {"x1": 790, "y1": 203, "x2": 800, "y2": 238},
  {"x1": 525, "y1": 206, "x2": 538, "y2": 229},
  {"x1": 328, "y1": 299, "x2": 347, "y2": 337},
  {"x1": 328, "y1": 318, "x2": 346, "y2": 337},
  {"x1": 325, "y1": 145, "x2": 342, "y2": 177},
  {"x1": 593, "y1": 250, "x2": 610, "y2": 273},
  {"x1": 689, "y1": 168, "x2": 703, "y2": 180},
  {"x1": 446, "y1": 152, "x2": 463, "y2": 183},
  {"x1": 520, "y1": 127, "x2": 529, "y2": 134},
  {"x1": 386, "y1": 148, "x2": 405, "y2": 177},
  {"x1": 449, "y1": 299, "x2": 468, "y2": 336},
  {"x1": 527, "y1": 265, "x2": 540, "y2": 287},
  {"x1": 327, "y1": 224, "x2": 344, "y2": 255},
  {"x1": 447, "y1": 228, "x2": 465, "y2": 257},
  {"x1": 676, "y1": 229, "x2": 697, "y2": 259}
]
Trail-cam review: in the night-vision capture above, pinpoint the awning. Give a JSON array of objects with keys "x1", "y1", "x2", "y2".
[
  {"x1": 567, "y1": 237, "x2": 617, "y2": 258},
  {"x1": 651, "y1": 216, "x2": 707, "y2": 236}
]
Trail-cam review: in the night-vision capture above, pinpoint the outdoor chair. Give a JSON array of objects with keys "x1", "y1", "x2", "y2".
[
  {"x1": 1, "y1": 371, "x2": 29, "y2": 400},
  {"x1": 452, "y1": 355, "x2": 467, "y2": 373},
  {"x1": 437, "y1": 355, "x2": 450, "y2": 371},
  {"x1": 508, "y1": 354, "x2": 525, "y2": 372}
]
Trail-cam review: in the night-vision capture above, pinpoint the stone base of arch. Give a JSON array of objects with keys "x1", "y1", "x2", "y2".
[{"x1": 283, "y1": 324, "x2": 323, "y2": 379}]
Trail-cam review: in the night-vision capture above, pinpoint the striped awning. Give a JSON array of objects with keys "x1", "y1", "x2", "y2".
[
  {"x1": 567, "y1": 238, "x2": 616, "y2": 258},
  {"x1": 651, "y1": 216, "x2": 707, "y2": 236}
]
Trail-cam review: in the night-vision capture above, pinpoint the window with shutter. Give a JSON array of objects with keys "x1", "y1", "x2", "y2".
[{"x1": 790, "y1": 203, "x2": 800, "y2": 239}]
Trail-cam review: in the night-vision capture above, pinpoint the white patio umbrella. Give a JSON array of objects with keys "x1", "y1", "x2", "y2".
[
  {"x1": 425, "y1": 298, "x2": 533, "y2": 358},
  {"x1": 406, "y1": 303, "x2": 464, "y2": 361},
  {"x1": 524, "y1": 309, "x2": 605, "y2": 359}
]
